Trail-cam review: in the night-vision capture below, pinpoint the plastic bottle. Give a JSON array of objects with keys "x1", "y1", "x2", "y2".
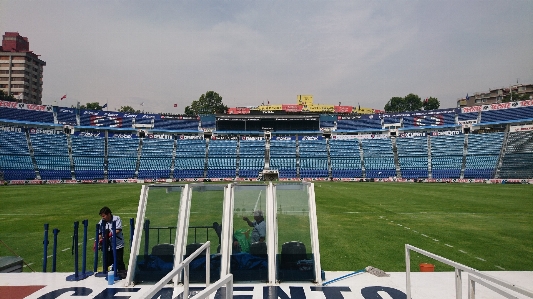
[{"x1": 107, "y1": 265, "x2": 114, "y2": 285}]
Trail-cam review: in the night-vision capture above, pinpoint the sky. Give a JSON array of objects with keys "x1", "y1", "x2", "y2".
[{"x1": 1, "y1": 0, "x2": 532, "y2": 114}]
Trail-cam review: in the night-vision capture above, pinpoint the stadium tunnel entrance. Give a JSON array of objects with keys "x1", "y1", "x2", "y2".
[{"x1": 125, "y1": 182, "x2": 322, "y2": 286}]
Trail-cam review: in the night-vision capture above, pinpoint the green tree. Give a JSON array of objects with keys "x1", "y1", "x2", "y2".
[
  {"x1": 0, "y1": 90, "x2": 16, "y2": 102},
  {"x1": 384, "y1": 94, "x2": 423, "y2": 112},
  {"x1": 404, "y1": 93, "x2": 423, "y2": 111},
  {"x1": 502, "y1": 92, "x2": 531, "y2": 103},
  {"x1": 119, "y1": 106, "x2": 140, "y2": 113},
  {"x1": 423, "y1": 97, "x2": 440, "y2": 110},
  {"x1": 384, "y1": 96, "x2": 406, "y2": 112},
  {"x1": 79, "y1": 102, "x2": 104, "y2": 110},
  {"x1": 184, "y1": 91, "x2": 227, "y2": 116}
]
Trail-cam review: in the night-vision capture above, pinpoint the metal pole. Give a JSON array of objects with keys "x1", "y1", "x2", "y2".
[
  {"x1": 129, "y1": 218, "x2": 134, "y2": 251},
  {"x1": 93, "y1": 224, "x2": 100, "y2": 273},
  {"x1": 52, "y1": 228, "x2": 60, "y2": 272},
  {"x1": 81, "y1": 219, "x2": 88, "y2": 274},
  {"x1": 43, "y1": 223, "x2": 49, "y2": 272},
  {"x1": 73, "y1": 221, "x2": 79, "y2": 278},
  {"x1": 143, "y1": 219, "x2": 150, "y2": 259},
  {"x1": 455, "y1": 268, "x2": 462, "y2": 299},
  {"x1": 101, "y1": 220, "x2": 108, "y2": 272},
  {"x1": 405, "y1": 245, "x2": 411, "y2": 299},
  {"x1": 112, "y1": 220, "x2": 118, "y2": 278}
]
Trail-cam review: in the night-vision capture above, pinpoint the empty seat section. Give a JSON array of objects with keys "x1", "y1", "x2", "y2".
[
  {"x1": 499, "y1": 131, "x2": 533, "y2": 179},
  {"x1": 238, "y1": 139, "x2": 265, "y2": 178},
  {"x1": 71, "y1": 134, "x2": 105, "y2": 180},
  {"x1": 336, "y1": 117, "x2": 382, "y2": 130},
  {"x1": 329, "y1": 138, "x2": 362, "y2": 178},
  {"x1": 361, "y1": 138, "x2": 395, "y2": 178},
  {"x1": 152, "y1": 118, "x2": 200, "y2": 130},
  {"x1": 31, "y1": 132, "x2": 71, "y2": 180},
  {"x1": 270, "y1": 139, "x2": 297, "y2": 178},
  {"x1": 0, "y1": 107, "x2": 54, "y2": 123},
  {"x1": 107, "y1": 137, "x2": 139, "y2": 179},
  {"x1": 430, "y1": 134, "x2": 463, "y2": 179},
  {"x1": 174, "y1": 138, "x2": 206, "y2": 179},
  {"x1": 299, "y1": 137, "x2": 328, "y2": 178},
  {"x1": 396, "y1": 136, "x2": 428, "y2": 179},
  {"x1": 464, "y1": 132, "x2": 503, "y2": 179},
  {"x1": 0, "y1": 130, "x2": 36, "y2": 180},
  {"x1": 403, "y1": 114, "x2": 454, "y2": 127},
  {"x1": 56, "y1": 108, "x2": 78, "y2": 126},
  {"x1": 481, "y1": 106, "x2": 533, "y2": 123},
  {"x1": 206, "y1": 139, "x2": 237, "y2": 178},
  {"x1": 138, "y1": 138, "x2": 174, "y2": 179}
]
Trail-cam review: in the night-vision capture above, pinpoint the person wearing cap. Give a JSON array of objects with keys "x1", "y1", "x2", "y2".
[{"x1": 243, "y1": 210, "x2": 266, "y2": 243}]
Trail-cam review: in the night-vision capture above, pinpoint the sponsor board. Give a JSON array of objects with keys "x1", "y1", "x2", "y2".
[
  {"x1": 179, "y1": 135, "x2": 203, "y2": 140},
  {"x1": 0, "y1": 125, "x2": 23, "y2": 132},
  {"x1": 0, "y1": 100, "x2": 52, "y2": 111},
  {"x1": 430, "y1": 130, "x2": 461, "y2": 136},
  {"x1": 398, "y1": 132, "x2": 426, "y2": 138},
  {"x1": 299, "y1": 136, "x2": 323, "y2": 141},
  {"x1": 510, "y1": 124, "x2": 533, "y2": 132},
  {"x1": 29, "y1": 128, "x2": 63, "y2": 135},
  {"x1": 272, "y1": 136, "x2": 295, "y2": 141},
  {"x1": 241, "y1": 136, "x2": 265, "y2": 141},
  {"x1": 462, "y1": 99, "x2": 533, "y2": 113},
  {"x1": 76, "y1": 131, "x2": 104, "y2": 138},
  {"x1": 458, "y1": 119, "x2": 478, "y2": 125},
  {"x1": 147, "y1": 134, "x2": 174, "y2": 140}
]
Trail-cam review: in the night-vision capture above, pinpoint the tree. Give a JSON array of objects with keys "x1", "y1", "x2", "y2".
[
  {"x1": 0, "y1": 90, "x2": 16, "y2": 102},
  {"x1": 119, "y1": 106, "x2": 140, "y2": 113},
  {"x1": 404, "y1": 93, "x2": 423, "y2": 111},
  {"x1": 502, "y1": 92, "x2": 531, "y2": 103},
  {"x1": 79, "y1": 102, "x2": 104, "y2": 110},
  {"x1": 384, "y1": 96, "x2": 405, "y2": 112},
  {"x1": 184, "y1": 91, "x2": 227, "y2": 116},
  {"x1": 423, "y1": 97, "x2": 440, "y2": 110},
  {"x1": 384, "y1": 94, "x2": 423, "y2": 112}
]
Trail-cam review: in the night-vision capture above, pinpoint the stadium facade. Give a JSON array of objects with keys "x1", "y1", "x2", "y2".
[{"x1": 1, "y1": 99, "x2": 533, "y2": 183}]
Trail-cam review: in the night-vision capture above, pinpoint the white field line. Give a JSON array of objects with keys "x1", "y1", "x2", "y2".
[{"x1": 380, "y1": 217, "x2": 504, "y2": 269}]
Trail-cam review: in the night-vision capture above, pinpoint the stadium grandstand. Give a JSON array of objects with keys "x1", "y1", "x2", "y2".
[{"x1": 1, "y1": 98, "x2": 533, "y2": 183}]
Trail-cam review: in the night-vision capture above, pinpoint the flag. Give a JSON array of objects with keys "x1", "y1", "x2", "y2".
[
  {"x1": 174, "y1": 104, "x2": 177, "y2": 107},
  {"x1": 140, "y1": 102, "x2": 144, "y2": 106},
  {"x1": 61, "y1": 94, "x2": 67, "y2": 100},
  {"x1": 466, "y1": 94, "x2": 470, "y2": 100},
  {"x1": 102, "y1": 103, "x2": 108, "y2": 109},
  {"x1": 267, "y1": 100, "x2": 270, "y2": 104}
]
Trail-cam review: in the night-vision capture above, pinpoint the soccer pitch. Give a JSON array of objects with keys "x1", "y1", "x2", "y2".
[{"x1": 0, "y1": 182, "x2": 531, "y2": 273}]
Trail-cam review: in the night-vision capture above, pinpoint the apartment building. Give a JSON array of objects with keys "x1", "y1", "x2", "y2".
[
  {"x1": 0, "y1": 32, "x2": 46, "y2": 104},
  {"x1": 457, "y1": 83, "x2": 533, "y2": 107}
]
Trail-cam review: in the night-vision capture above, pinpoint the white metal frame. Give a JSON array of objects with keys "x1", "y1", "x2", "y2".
[
  {"x1": 124, "y1": 184, "x2": 149, "y2": 286},
  {"x1": 307, "y1": 182, "x2": 322, "y2": 284},
  {"x1": 127, "y1": 182, "x2": 322, "y2": 288},
  {"x1": 405, "y1": 244, "x2": 533, "y2": 299},
  {"x1": 220, "y1": 183, "x2": 233, "y2": 276},
  {"x1": 137, "y1": 241, "x2": 233, "y2": 299},
  {"x1": 266, "y1": 182, "x2": 277, "y2": 284}
]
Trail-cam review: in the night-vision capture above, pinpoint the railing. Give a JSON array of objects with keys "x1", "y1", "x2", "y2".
[
  {"x1": 138, "y1": 241, "x2": 233, "y2": 299},
  {"x1": 405, "y1": 244, "x2": 533, "y2": 299}
]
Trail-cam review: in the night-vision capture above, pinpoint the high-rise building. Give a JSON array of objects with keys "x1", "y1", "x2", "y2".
[{"x1": 0, "y1": 32, "x2": 46, "y2": 104}]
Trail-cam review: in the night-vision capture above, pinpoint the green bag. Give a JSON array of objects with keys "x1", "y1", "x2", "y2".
[{"x1": 234, "y1": 228, "x2": 250, "y2": 253}]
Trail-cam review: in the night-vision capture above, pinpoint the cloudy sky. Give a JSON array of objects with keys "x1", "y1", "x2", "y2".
[{"x1": 1, "y1": 1, "x2": 532, "y2": 113}]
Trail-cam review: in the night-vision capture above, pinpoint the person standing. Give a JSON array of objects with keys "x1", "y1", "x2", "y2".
[{"x1": 98, "y1": 206, "x2": 126, "y2": 274}]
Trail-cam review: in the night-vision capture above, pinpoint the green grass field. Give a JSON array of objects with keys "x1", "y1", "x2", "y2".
[{"x1": 1, "y1": 182, "x2": 532, "y2": 273}]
